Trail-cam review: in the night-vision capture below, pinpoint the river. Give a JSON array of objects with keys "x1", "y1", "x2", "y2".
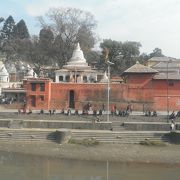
[{"x1": 0, "y1": 151, "x2": 179, "y2": 180}]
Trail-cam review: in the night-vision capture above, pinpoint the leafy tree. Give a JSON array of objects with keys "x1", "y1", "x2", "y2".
[
  {"x1": 121, "y1": 41, "x2": 141, "y2": 67},
  {"x1": 1, "y1": 15, "x2": 15, "y2": 40},
  {"x1": 85, "y1": 50, "x2": 100, "y2": 65},
  {"x1": 99, "y1": 39, "x2": 142, "y2": 75},
  {"x1": 149, "y1": 47, "x2": 164, "y2": 58},
  {"x1": 0, "y1": 17, "x2": 4, "y2": 23},
  {"x1": 14, "y1": 19, "x2": 30, "y2": 39},
  {"x1": 38, "y1": 28, "x2": 55, "y2": 65}
]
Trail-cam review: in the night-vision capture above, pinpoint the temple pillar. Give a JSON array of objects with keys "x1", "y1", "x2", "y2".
[{"x1": 55, "y1": 75, "x2": 59, "y2": 82}]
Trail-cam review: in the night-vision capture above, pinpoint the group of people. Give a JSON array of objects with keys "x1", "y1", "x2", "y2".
[
  {"x1": 111, "y1": 104, "x2": 132, "y2": 117},
  {"x1": 169, "y1": 111, "x2": 180, "y2": 120},
  {"x1": 145, "y1": 110, "x2": 157, "y2": 117},
  {"x1": 18, "y1": 106, "x2": 32, "y2": 115}
]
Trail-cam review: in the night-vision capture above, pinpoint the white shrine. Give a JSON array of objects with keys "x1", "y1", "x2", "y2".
[
  {"x1": 55, "y1": 43, "x2": 100, "y2": 83},
  {"x1": 0, "y1": 61, "x2": 9, "y2": 82}
]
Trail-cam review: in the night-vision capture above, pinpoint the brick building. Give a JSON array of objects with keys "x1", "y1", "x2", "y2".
[{"x1": 24, "y1": 44, "x2": 180, "y2": 112}]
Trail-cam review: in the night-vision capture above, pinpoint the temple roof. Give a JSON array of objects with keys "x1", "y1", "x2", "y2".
[
  {"x1": 153, "y1": 73, "x2": 180, "y2": 80},
  {"x1": 123, "y1": 61, "x2": 158, "y2": 74},
  {"x1": 69, "y1": 43, "x2": 86, "y2": 63},
  {"x1": 148, "y1": 56, "x2": 177, "y2": 62},
  {"x1": 63, "y1": 43, "x2": 91, "y2": 70}
]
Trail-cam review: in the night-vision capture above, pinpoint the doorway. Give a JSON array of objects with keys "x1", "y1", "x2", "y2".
[{"x1": 69, "y1": 90, "x2": 75, "y2": 108}]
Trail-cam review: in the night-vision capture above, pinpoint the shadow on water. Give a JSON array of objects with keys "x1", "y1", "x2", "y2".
[{"x1": 0, "y1": 150, "x2": 180, "y2": 180}]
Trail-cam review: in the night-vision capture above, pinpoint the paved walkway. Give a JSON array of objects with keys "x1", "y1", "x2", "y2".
[{"x1": 0, "y1": 106, "x2": 170, "y2": 116}]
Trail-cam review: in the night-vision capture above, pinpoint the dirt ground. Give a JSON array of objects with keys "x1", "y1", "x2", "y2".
[
  {"x1": 0, "y1": 111, "x2": 176, "y2": 123},
  {"x1": 0, "y1": 141, "x2": 180, "y2": 165}
]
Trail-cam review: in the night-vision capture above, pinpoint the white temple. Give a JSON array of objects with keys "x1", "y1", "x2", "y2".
[
  {"x1": 55, "y1": 43, "x2": 100, "y2": 83},
  {"x1": 0, "y1": 61, "x2": 9, "y2": 82},
  {"x1": 24, "y1": 65, "x2": 37, "y2": 79}
]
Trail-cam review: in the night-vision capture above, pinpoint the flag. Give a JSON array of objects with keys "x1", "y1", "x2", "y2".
[{"x1": 104, "y1": 47, "x2": 109, "y2": 63}]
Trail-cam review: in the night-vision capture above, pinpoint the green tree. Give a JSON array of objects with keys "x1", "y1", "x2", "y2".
[
  {"x1": 121, "y1": 41, "x2": 141, "y2": 67},
  {"x1": 149, "y1": 47, "x2": 164, "y2": 58},
  {"x1": 0, "y1": 17, "x2": 4, "y2": 23},
  {"x1": 1, "y1": 15, "x2": 15, "y2": 40},
  {"x1": 99, "y1": 39, "x2": 142, "y2": 75},
  {"x1": 38, "y1": 27, "x2": 55, "y2": 65},
  {"x1": 14, "y1": 19, "x2": 30, "y2": 39}
]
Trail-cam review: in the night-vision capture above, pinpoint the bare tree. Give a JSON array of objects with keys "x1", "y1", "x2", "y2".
[{"x1": 37, "y1": 7, "x2": 98, "y2": 67}]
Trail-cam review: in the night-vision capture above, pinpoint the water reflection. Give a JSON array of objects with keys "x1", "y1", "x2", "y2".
[{"x1": 0, "y1": 151, "x2": 179, "y2": 180}]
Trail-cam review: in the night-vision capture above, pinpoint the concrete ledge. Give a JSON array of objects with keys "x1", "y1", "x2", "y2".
[
  {"x1": 123, "y1": 122, "x2": 176, "y2": 131},
  {"x1": 0, "y1": 119, "x2": 112, "y2": 130}
]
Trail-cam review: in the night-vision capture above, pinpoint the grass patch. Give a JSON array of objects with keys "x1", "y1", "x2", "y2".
[
  {"x1": 68, "y1": 138, "x2": 100, "y2": 146},
  {"x1": 140, "y1": 139, "x2": 166, "y2": 146}
]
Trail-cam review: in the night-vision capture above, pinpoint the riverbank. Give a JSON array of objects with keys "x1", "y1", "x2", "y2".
[
  {"x1": 0, "y1": 112, "x2": 179, "y2": 165},
  {"x1": 0, "y1": 141, "x2": 180, "y2": 165}
]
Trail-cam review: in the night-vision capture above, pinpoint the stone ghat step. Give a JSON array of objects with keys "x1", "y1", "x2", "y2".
[
  {"x1": 0, "y1": 128, "x2": 57, "y2": 141},
  {"x1": 71, "y1": 131, "x2": 169, "y2": 143},
  {"x1": 0, "y1": 128, "x2": 170, "y2": 144},
  {"x1": 71, "y1": 135, "x2": 167, "y2": 140}
]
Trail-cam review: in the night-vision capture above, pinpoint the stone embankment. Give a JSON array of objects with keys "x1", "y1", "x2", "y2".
[{"x1": 0, "y1": 111, "x2": 177, "y2": 144}]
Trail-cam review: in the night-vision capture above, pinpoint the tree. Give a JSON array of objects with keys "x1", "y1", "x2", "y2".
[
  {"x1": 0, "y1": 15, "x2": 15, "y2": 40},
  {"x1": 37, "y1": 7, "x2": 97, "y2": 67},
  {"x1": 0, "y1": 16, "x2": 32, "y2": 64},
  {"x1": 121, "y1": 41, "x2": 141, "y2": 67},
  {"x1": 0, "y1": 17, "x2": 4, "y2": 23},
  {"x1": 149, "y1": 47, "x2": 164, "y2": 58},
  {"x1": 14, "y1": 19, "x2": 30, "y2": 39},
  {"x1": 99, "y1": 39, "x2": 142, "y2": 75}
]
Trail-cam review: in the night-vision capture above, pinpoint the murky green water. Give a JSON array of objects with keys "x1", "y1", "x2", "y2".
[{"x1": 0, "y1": 151, "x2": 179, "y2": 180}]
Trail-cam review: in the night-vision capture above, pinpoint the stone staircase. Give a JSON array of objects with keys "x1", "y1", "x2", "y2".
[
  {"x1": 111, "y1": 121, "x2": 125, "y2": 131},
  {"x1": 0, "y1": 116, "x2": 173, "y2": 144},
  {"x1": 0, "y1": 128, "x2": 57, "y2": 142},
  {"x1": 71, "y1": 130, "x2": 170, "y2": 144},
  {"x1": 0, "y1": 127, "x2": 170, "y2": 144}
]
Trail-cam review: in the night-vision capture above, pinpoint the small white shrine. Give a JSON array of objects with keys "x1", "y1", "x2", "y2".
[
  {"x1": 0, "y1": 61, "x2": 9, "y2": 82},
  {"x1": 55, "y1": 43, "x2": 99, "y2": 83},
  {"x1": 24, "y1": 65, "x2": 37, "y2": 79}
]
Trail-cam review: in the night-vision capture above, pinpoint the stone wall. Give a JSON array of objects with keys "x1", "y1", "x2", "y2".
[{"x1": 123, "y1": 122, "x2": 175, "y2": 131}]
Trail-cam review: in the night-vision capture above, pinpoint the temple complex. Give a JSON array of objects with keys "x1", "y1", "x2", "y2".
[
  {"x1": 55, "y1": 43, "x2": 102, "y2": 83},
  {"x1": 0, "y1": 42, "x2": 176, "y2": 112}
]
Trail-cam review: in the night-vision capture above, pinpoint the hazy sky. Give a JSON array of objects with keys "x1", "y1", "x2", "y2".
[{"x1": 1, "y1": 0, "x2": 180, "y2": 58}]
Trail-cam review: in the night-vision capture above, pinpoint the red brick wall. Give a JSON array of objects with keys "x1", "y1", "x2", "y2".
[
  {"x1": 26, "y1": 79, "x2": 51, "y2": 110},
  {"x1": 49, "y1": 83, "x2": 129, "y2": 110},
  {"x1": 25, "y1": 76, "x2": 180, "y2": 111},
  {"x1": 153, "y1": 79, "x2": 180, "y2": 111}
]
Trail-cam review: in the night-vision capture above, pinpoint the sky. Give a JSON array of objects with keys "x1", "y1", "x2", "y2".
[{"x1": 1, "y1": 0, "x2": 180, "y2": 58}]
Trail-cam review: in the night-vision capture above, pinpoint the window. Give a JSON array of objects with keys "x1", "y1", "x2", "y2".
[
  {"x1": 83, "y1": 76, "x2": 87, "y2": 82},
  {"x1": 40, "y1": 83, "x2": 45, "y2": 91},
  {"x1": 31, "y1": 83, "x2": 36, "y2": 91},
  {"x1": 169, "y1": 81, "x2": 174, "y2": 86},
  {"x1": 40, "y1": 95, "x2": 44, "y2": 101},
  {"x1": 59, "y1": 76, "x2": 63, "y2": 81},
  {"x1": 31, "y1": 95, "x2": 36, "y2": 107},
  {"x1": 66, "y1": 75, "x2": 70, "y2": 82}
]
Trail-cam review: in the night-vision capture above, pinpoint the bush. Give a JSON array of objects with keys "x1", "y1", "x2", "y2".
[
  {"x1": 68, "y1": 138, "x2": 100, "y2": 146},
  {"x1": 140, "y1": 139, "x2": 166, "y2": 146}
]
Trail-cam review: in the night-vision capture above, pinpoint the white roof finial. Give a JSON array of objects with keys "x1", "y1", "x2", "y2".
[{"x1": 76, "y1": 43, "x2": 80, "y2": 50}]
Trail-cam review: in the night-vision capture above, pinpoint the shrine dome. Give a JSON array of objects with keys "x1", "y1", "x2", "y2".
[{"x1": 63, "y1": 43, "x2": 91, "y2": 70}]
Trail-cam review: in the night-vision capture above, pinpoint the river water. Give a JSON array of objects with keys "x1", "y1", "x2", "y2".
[{"x1": 0, "y1": 151, "x2": 179, "y2": 180}]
